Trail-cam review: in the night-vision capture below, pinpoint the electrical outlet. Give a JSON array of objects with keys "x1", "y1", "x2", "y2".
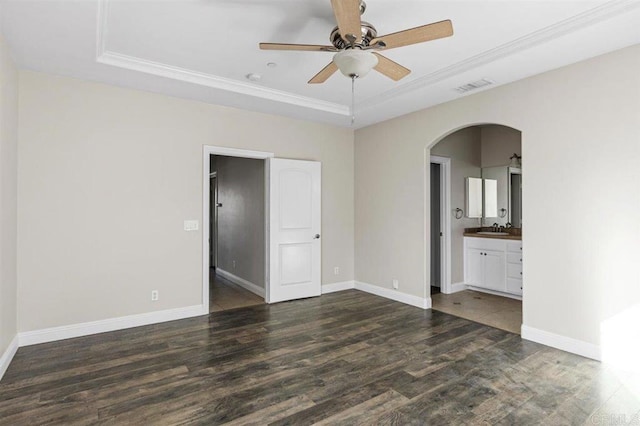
[
  {"x1": 151, "y1": 290, "x2": 159, "y2": 301},
  {"x1": 233, "y1": 260, "x2": 236, "y2": 269},
  {"x1": 392, "y1": 279, "x2": 399, "y2": 289},
  {"x1": 334, "y1": 266, "x2": 340, "y2": 275}
]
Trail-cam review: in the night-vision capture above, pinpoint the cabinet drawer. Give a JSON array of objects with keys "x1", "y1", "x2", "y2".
[
  {"x1": 465, "y1": 237, "x2": 507, "y2": 251},
  {"x1": 507, "y1": 263, "x2": 523, "y2": 279},
  {"x1": 507, "y1": 241, "x2": 522, "y2": 253},
  {"x1": 507, "y1": 278, "x2": 523, "y2": 295},
  {"x1": 507, "y1": 253, "x2": 522, "y2": 264}
]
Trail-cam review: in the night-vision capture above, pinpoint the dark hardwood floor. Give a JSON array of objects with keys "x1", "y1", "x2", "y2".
[{"x1": 0, "y1": 290, "x2": 634, "y2": 424}]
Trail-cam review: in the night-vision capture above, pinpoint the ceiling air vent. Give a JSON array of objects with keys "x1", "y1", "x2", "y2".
[{"x1": 454, "y1": 79, "x2": 494, "y2": 94}]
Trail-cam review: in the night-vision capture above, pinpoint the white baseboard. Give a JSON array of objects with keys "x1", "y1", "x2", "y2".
[
  {"x1": 446, "y1": 282, "x2": 467, "y2": 294},
  {"x1": 0, "y1": 335, "x2": 19, "y2": 381},
  {"x1": 217, "y1": 268, "x2": 265, "y2": 298},
  {"x1": 322, "y1": 281, "x2": 355, "y2": 294},
  {"x1": 19, "y1": 304, "x2": 207, "y2": 347},
  {"x1": 521, "y1": 325, "x2": 601, "y2": 361},
  {"x1": 355, "y1": 281, "x2": 430, "y2": 309}
]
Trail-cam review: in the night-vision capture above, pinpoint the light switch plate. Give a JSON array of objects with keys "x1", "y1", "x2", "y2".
[{"x1": 184, "y1": 220, "x2": 199, "y2": 231}]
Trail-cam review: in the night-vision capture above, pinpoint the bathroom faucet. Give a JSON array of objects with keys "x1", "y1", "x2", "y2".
[{"x1": 492, "y1": 222, "x2": 499, "y2": 232}]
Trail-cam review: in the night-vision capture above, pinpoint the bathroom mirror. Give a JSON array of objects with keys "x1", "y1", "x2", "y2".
[
  {"x1": 480, "y1": 166, "x2": 522, "y2": 226},
  {"x1": 465, "y1": 177, "x2": 483, "y2": 218},
  {"x1": 483, "y1": 179, "x2": 498, "y2": 218}
]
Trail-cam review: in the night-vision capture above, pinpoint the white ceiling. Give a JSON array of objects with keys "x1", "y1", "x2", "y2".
[{"x1": 1, "y1": 0, "x2": 639, "y2": 128}]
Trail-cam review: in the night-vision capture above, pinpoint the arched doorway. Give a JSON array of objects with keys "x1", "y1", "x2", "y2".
[{"x1": 427, "y1": 124, "x2": 523, "y2": 334}]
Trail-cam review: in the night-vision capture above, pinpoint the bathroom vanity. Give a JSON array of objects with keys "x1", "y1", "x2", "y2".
[{"x1": 463, "y1": 234, "x2": 522, "y2": 298}]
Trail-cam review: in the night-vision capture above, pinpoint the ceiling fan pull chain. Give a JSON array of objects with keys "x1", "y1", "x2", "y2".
[{"x1": 351, "y1": 75, "x2": 356, "y2": 125}]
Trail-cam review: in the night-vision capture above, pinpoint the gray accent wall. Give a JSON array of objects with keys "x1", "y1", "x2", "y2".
[{"x1": 213, "y1": 155, "x2": 265, "y2": 288}]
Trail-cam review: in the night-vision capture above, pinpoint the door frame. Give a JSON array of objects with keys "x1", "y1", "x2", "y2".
[
  {"x1": 202, "y1": 146, "x2": 274, "y2": 312},
  {"x1": 209, "y1": 172, "x2": 217, "y2": 270},
  {"x1": 429, "y1": 155, "x2": 452, "y2": 294}
]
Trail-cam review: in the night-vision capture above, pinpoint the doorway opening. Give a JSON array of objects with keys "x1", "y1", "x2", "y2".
[
  {"x1": 429, "y1": 156, "x2": 451, "y2": 296},
  {"x1": 202, "y1": 146, "x2": 274, "y2": 313},
  {"x1": 208, "y1": 154, "x2": 267, "y2": 312},
  {"x1": 428, "y1": 124, "x2": 523, "y2": 335},
  {"x1": 202, "y1": 146, "x2": 323, "y2": 312}
]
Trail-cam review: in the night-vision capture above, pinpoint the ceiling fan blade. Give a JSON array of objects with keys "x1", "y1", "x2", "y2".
[
  {"x1": 372, "y1": 53, "x2": 411, "y2": 81},
  {"x1": 259, "y1": 43, "x2": 338, "y2": 52},
  {"x1": 371, "y1": 19, "x2": 453, "y2": 50},
  {"x1": 330, "y1": 0, "x2": 362, "y2": 42},
  {"x1": 308, "y1": 61, "x2": 338, "y2": 84}
]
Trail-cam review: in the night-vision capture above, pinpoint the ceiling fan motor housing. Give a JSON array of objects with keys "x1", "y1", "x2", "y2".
[{"x1": 330, "y1": 22, "x2": 378, "y2": 50}]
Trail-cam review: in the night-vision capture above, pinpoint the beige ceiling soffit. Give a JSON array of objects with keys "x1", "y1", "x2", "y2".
[
  {"x1": 359, "y1": 0, "x2": 640, "y2": 108},
  {"x1": 95, "y1": 0, "x2": 350, "y2": 117}
]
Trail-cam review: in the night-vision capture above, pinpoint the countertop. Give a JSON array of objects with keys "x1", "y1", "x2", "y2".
[{"x1": 463, "y1": 232, "x2": 522, "y2": 241}]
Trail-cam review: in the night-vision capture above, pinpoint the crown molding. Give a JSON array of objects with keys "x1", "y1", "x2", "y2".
[
  {"x1": 95, "y1": 0, "x2": 349, "y2": 116},
  {"x1": 95, "y1": 0, "x2": 640, "y2": 117},
  {"x1": 360, "y1": 0, "x2": 640, "y2": 108}
]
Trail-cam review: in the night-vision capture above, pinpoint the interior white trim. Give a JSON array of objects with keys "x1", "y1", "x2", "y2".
[
  {"x1": 19, "y1": 305, "x2": 207, "y2": 347},
  {"x1": 203, "y1": 145, "x2": 274, "y2": 313},
  {"x1": 360, "y1": 0, "x2": 640, "y2": 108},
  {"x1": 355, "y1": 281, "x2": 431, "y2": 310},
  {"x1": 217, "y1": 268, "x2": 265, "y2": 298},
  {"x1": 449, "y1": 282, "x2": 467, "y2": 293},
  {"x1": 0, "y1": 335, "x2": 19, "y2": 381},
  {"x1": 97, "y1": 51, "x2": 351, "y2": 116},
  {"x1": 322, "y1": 281, "x2": 355, "y2": 294},
  {"x1": 521, "y1": 325, "x2": 601, "y2": 361}
]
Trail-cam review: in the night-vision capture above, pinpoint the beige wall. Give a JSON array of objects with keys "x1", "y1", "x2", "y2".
[
  {"x1": 431, "y1": 127, "x2": 481, "y2": 284},
  {"x1": 480, "y1": 125, "x2": 522, "y2": 168},
  {"x1": 17, "y1": 71, "x2": 354, "y2": 332},
  {"x1": 355, "y1": 45, "x2": 640, "y2": 348},
  {"x1": 0, "y1": 36, "x2": 18, "y2": 357},
  {"x1": 215, "y1": 156, "x2": 265, "y2": 288}
]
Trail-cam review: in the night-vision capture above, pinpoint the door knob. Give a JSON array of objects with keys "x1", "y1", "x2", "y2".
[{"x1": 314, "y1": 234, "x2": 321, "y2": 239}]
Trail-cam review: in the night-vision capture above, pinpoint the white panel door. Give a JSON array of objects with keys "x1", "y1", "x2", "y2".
[{"x1": 268, "y1": 158, "x2": 321, "y2": 303}]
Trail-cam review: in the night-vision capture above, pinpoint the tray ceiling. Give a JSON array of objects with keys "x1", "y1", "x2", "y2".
[{"x1": 2, "y1": 0, "x2": 639, "y2": 128}]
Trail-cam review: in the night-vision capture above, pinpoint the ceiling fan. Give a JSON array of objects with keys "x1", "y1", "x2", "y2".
[{"x1": 259, "y1": 0, "x2": 454, "y2": 84}]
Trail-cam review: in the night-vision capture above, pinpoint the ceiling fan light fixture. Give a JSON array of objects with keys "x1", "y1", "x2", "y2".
[{"x1": 333, "y1": 49, "x2": 378, "y2": 78}]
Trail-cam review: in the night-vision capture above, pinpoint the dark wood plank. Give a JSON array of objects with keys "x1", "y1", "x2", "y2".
[{"x1": 0, "y1": 290, "x2": 620, "y2": 425}]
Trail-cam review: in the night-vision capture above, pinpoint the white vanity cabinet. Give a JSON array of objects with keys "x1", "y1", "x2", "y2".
[
  {"x1": 505, "y1": 241, "x2": 523, "y2": 295},
  {"x1": 464, "y1": 237, "x2": 522, "y2": 297}
]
